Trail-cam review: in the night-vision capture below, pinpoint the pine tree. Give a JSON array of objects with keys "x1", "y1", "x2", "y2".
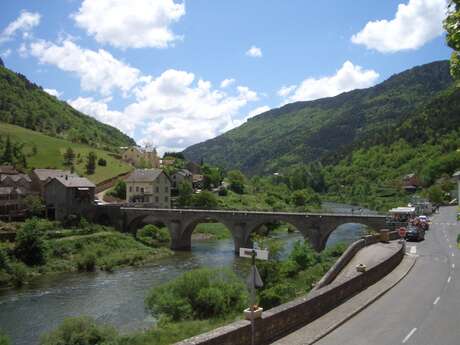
[
  {"x1": 63, "y1": 147, "x2": 75, "y2": 167},
  {"x1": 85, "y1": 151, "x2": 97, "y2": 175},
  {"x1": 1, "y1": 136, "x2": 13, "y2": 164}
]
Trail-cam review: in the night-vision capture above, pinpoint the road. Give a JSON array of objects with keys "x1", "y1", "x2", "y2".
[{"x1": 316, "y1": 206, "x2": 460, "y2": 345}]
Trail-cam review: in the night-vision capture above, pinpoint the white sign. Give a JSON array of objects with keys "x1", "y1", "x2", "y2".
[{"x1": 239, "y1": 248, "x2": 269, "y2": 260}]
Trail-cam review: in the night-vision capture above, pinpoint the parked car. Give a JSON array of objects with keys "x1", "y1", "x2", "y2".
[{"x1": 405, "y1": 225, "x2": 425, "y2": 241}]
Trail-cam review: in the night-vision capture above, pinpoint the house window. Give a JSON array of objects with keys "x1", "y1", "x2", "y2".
[
  {"x1": 155, "y1": 196, "x2": 159, "y2": 202},
  {"x1": 165, "y1": 187, "x2": 168, "y2": 193},
  {"x1": 156, "y1": 186, "x2": 159, "y2": 193},
  {"x1": 141, "y1": 187, "x2": 144, "y2": 193},
  {"x1": 136, "y1": 186, "x2": 139, "y2": 192},
  {"x1": 129, "y1": 186, "x2": 132, "y2": 192},
  {"x1": 165, "y1": 196, "x2": 168, "y2": 202}
]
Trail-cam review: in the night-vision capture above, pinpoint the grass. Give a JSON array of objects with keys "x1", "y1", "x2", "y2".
[
  {"x1": 0, "y1": 223, "x2": 173, "y2": 287},
  {"x1": 0, "y1": 122, "x2": 133, "y2": 184},
  {"x1": 193, "y1": 223, "x2": 232, "y2": 240}
]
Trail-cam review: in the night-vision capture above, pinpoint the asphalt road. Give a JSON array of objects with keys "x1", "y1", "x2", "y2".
[{"x1": 316, "y1": 206, "x2": 460, "y2": 345}]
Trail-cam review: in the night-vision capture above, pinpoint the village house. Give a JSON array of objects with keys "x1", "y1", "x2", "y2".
[
  {"x1": 31, "y1": 169, "x2": 77, "y2": 197},
  {"x1": 121, "y1": 146, "x2": 160, "y2": 169},
  {"x1": 0, "y1": 165, "x2": 35, "y2": 220},
  {"x1": 402, "y1": 173, "x2": 421, "y2": 193},
  {"x1": 171, "y1": 169, "x2": 193, "y2": 190},
  {"x1": 192, "y1": 174, "x2": 205, "y2": 190},
  {"x1": 126, "y1": 169, "x2": 171, "y2": 208},
  {"x1": 44, "y1": 175, "x2": 95, "y2": 221},
  {"x1": 185, "y1": 161, "x2": 202, "y2": 175}
]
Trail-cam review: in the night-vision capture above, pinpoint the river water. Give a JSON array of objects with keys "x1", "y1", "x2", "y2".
[{"x1": 0, "y1": 204, "x2": 374, "y2": 345}]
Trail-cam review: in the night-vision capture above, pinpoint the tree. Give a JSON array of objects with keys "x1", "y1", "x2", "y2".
[
  {"x1": 23, "y1": 195, "x2": 45, "y2": 217},
  {"x1": 40, "y1": 317, "x2": 118, "y2": 345},
  {"x1": 108, "y1": 180, "x2": 126, "y2": 200},
  {"x1": 444, "y1": 0, "x2": 460, "y2": 82},
  {"x1": 85, "y1": 152, "x2": 97, "y2": 175},
  {"x1": 63, "y1": 147, "x2": 75, "y2": 168},
  {"x1": 227, "y1": 170, "x2": 246, "y2": 194},
  {"x1": 97, "y1": 158, "x2": 107, "y2": 166},
  {"x1": 1, "y1": 136, "x2": 13, "y2": 164},
  {"x1": 14, "y1": 219, "x2": 47, "y2": 266},
  {"x1": 191, "y1": 191, "x2": 219, "y2": 209},
  {"x1": 177, "y1": 180, "x2": 193, "y2": 207}
]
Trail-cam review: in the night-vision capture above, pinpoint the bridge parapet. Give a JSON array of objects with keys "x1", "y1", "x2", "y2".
[{"x1": 95, "y1": 206, "x2": 387, "y2": 253}]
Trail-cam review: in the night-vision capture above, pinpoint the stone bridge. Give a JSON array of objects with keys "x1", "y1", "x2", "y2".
[{"x1": 94, "y1": 206, "x2": 387, "y2": 253}]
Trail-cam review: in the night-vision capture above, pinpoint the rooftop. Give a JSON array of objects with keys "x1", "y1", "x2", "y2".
[
  {"x1": 0, "y1": 165, "x2": 18, "y2": 175},
  {"x1": 51, "y1": 176, "x2": 95, "y2": 188},
  {"x1": 33, "y1": 169, "x2": 76, "y2": 182},
  {"x1": 126, "y1": 169, "x2": 164, "y2": 182}
]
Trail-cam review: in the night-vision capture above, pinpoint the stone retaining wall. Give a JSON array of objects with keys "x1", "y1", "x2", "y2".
[{"x1": 176, "y1": 235, "x2": 404, "y2": 345}]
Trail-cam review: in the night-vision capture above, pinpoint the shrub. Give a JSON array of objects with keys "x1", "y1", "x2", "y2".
[
  {"x1": 97, "y1": 158, "x2": 107, "y2": 166},
  {"x1": 136, "y1": 224, "x2": 170, "y2": 247},
  {"x1": 259, "y1": 283, "x2": 296, "y2": 309},
  {"x1": 191, "y1": 191, "x2": 219, "y2": 209},
  {"x1": 15, "y1": 219, "x2": 47, "y2": 266},
  {"x1": 146, "y1": 268, "x2": 247, "y2": 321},
  {"x1": 76, "y1": 252, "x2": 97, "y2": 272},
  {"x1": 40, "y1": 316, "x2": 118, "y2": 345},
  {"x1": 289, "y1": 241, "x2": 318, "y2": 270},
  {"x1": 9, "y1": 262, "x2": 28, "y2": 287},
  {"x1": 0, "y1": 248, "x2": 11, "y2": 273},
  {"x1": 0, "y1": 331, "x2": 11, "y2": 345},
  {"x1": 108, "y1": 180, "x2": 126, "y2": 200}
]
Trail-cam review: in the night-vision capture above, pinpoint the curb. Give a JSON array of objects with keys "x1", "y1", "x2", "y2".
[
  {"x1": 272, "y1": 253, "x2": 417, "y2": 345},
  {"x1": 309, "y1": 254, "x2": 416, "y2": 344}
]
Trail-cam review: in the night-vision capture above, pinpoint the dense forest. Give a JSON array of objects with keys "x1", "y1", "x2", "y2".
[
  {"x1": 0, "y1": 62, "x2": 135, "y2": 150},
  {"x1": 184, "y1": 60, "x2": 453, "y2": 175}
]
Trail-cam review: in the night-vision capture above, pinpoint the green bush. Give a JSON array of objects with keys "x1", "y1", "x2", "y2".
[
  {"x1": 259, "y1": 283, "x2": 296, "y2": 309},
  {"x1": 146, "y1": 268, "x2": 247, "y2": 321},
  {"x1": 289, "y1": 241, "x2": 318, "y2": 270},
  {"x1": 191, "y1": 191, "x2": 219, "y2": 209},
  {"x1": 0, "y1": 248, "x2": 11, "y2": 272},
  {"x1": 9, "y1": 262, "x2": 28, "y2": 287},
  {"x1": 40, "y1": 316, "x2": 118, "y2": 345},
  {"x1": 76, "y1": 252, "x2": 97, "y2": 272},
  {"x1": 0, "y1": 331, "x2": 11, "y2": 345},
  {"x1": 15, "y1": 219, "x2": 47, "y2": 266},
  {"x1": 136, "y1": 224, "x2": 170, "y2": 247},
  {"x1": 108, "y1": 180, "x2": 126, "y2": 200}
]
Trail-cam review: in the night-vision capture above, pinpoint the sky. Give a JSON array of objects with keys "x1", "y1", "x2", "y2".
[{"x1": 0, "y1": 0, "x2": 452, "y2": 153}]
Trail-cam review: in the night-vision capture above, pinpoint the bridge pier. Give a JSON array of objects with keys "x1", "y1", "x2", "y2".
[
  {"x1": 168, "y1": 220, "x2": 191, "y2": 251},
  {"x1": 230, "y1": 222, "x2": 253, "y2": 254}
]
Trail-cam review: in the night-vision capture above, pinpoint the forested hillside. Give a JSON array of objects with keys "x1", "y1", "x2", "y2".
[
  {"x1": 0, "y1": 62, "x2": 135, "y2": 150},
  {"x1": 184, "y1": 60, "x2": 452, "y2": 175}
]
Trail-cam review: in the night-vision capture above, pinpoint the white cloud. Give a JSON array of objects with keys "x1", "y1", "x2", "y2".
[
  {"x1": 277, "y1": 85, "x2": 296, "y2": 98},
  {"x1": 0, "y1": 11, "x2": 41, "y2": 44},
  {"x1": 73, "y1": 0, "x2": 185, "y2": 49},
  {"x1": 246, "y1": 105, "x2": 270, "y2": 120},
  {"x1": 220, "y1": 78, "x2": 235, "y2": 88},
  {"x1": 30, "y1": 39, "x2": 141, "y2": 95},
  {"x1": 44, "y1": 88, "x2": 62, "y2": 98},
  {"x1": 246, "y1": 45, "x2": 262, "y2": 58},
  {"x1": 280, "y1": 61, "x2": 379, "y2": 103},
  {"x1": 1, "y1": 49, "x2": 11, "y2": 59},
  {"x1": 351, "y1": 0, "x2": 447, "y2": 53},
  {"x1": 125, "y1": 69, "x2": 258, "y2": 152},
  {"x1": 69, "y1": 96, "x2": 136, "y2": 136}
]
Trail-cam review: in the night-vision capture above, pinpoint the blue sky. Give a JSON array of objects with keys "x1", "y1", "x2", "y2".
[{"x1": 0, "y1": 0, "x2": 451, "y2": 153}]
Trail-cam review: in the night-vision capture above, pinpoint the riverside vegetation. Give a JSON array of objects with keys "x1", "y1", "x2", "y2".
[
  {"x1": 0, "y1": 218, "x2": 173, "y2": 288},
  {"x1": 30, "y1": 238, "x2": 345, "y2": 345}
]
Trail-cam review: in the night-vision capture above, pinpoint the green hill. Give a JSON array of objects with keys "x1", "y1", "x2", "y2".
[
  {"x1": 0, "y1": 123, "x2": 132, "y2": 185},
  {"x1": 183, "y1": 60, "x2": 453, "y2": 175},
  {"x1": 0, "y1": 62, "x2": 135, "y2": 150}
]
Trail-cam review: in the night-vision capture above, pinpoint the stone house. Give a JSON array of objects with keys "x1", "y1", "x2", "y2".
[
  {"x1": 31, "y1": 169, "x2": 76, "y2": 197},
  {"x1": 44, "y1": 175, "x2": 96, "y2": 221},
  {"x1": 122, "y1": 147, "x2": 160, "y2": 169},
  {"x1": 192, "y1": 174, "x2": 204, "y2": 190},
  {"x1": 126, "y1": 169, "x2": 171, "y2": 208},
  {"x1": 185, "y1": 161, "x2": 202, "y2": 175},
  {"x1": 171, "y1": 169, "x2": 193, "y2": 190},
  {"x1": 0, "y1": 166, "x2": 34, "y2": 220},
  {"x1": 0, "y1": 187, "x2": 29, "y2": 220}
]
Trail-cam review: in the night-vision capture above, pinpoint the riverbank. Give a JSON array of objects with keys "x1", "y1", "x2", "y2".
[{"x1": 0, "y1": 219, "x2": 173, "y2": 289}]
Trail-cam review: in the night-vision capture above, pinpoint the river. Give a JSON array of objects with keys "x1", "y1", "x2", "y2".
[{"x1": 0, "y1": 204, "x2": 374, "y2": 345}]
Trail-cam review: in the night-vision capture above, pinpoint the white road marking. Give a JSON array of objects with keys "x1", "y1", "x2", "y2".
[
  {"x1": 453, "y1": 264, "x2": 456, "y2": 269},
  {"x1": 403, "y1": 328, "x2": 417, "y2": 343},
  {"x1": 452, "y1": 253, "x2": 455, "y2": 257},
  {"x1": 448, "y1": 276, "x2": 452, "y2": 283},
  {"x1": 433, "y1": 296, "x2": 440, "y2": 305},
  {"x1": 449, "y1": 245, "x2": 452, "y2": 249},
  {"x1": 410, "y1": 246, "x2": 416, "y2": 254}
]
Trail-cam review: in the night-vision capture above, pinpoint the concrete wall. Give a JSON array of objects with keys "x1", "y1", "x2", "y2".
[{"x1": 176, "y1": 238, "x2": 404, "y2": 345}]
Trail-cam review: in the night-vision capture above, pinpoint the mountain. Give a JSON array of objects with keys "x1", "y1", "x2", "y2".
[
  {"x1": 183, "y1": 60, "x2": 453, "y2": 175},
  {"x1": 0, "y1": 62, "x2": 135, "y2": 150}
]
